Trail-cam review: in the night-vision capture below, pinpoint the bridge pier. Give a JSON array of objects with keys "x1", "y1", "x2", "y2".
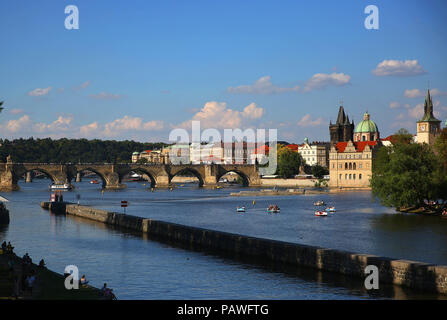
[
  {"x1": 26, "y1": 171, "x2": 33, "y2": 183},
  {"x1": 0, "y1": 170, "x2": 20, "y2": 191},
  {"x1": 75, "y1": 172, "x2": 82, "y2": 183},
  {"x1": 156, "y1": 175, "x2": 171, "y2": 188},
  {"x1": 104, "y1": 172, "x2": 126, "y2": 189}
]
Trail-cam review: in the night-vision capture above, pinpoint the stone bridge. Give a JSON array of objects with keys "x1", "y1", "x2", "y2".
[{"x1": 0, "y1": 159, "x2": 261, "y2": 191}]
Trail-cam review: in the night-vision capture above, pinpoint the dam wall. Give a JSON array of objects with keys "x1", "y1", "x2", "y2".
[{"x1": 40, "y1": 201, "x2": 447, "y2": 295}]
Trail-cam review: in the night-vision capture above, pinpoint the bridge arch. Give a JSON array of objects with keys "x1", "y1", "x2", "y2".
[
  {"x1": 119, "y1": 167, "x2": 157, "y2": 188},
  {"x1": 217, "y1": 170, "x2": 249, "y2": 187},
  {"x1": 75, "y1": 168, "x2": 108, "y2": 188},
  {"x1": 20, "y1": 168, "x2": 58, "y2": 183},
  {"x1": 170, "y1": 168, "x2": 204, "y2": 187}
]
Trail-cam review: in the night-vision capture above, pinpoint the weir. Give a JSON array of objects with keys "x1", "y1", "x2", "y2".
[{"x1": 40, "y1": 201, "x2": 447, "y2": 295}]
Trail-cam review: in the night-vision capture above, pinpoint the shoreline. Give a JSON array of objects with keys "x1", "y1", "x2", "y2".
[{"x1": 41, "y1": 201, "x2": 447, "y2": 295}]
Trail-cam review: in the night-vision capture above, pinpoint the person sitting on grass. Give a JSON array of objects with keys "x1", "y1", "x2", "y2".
[
  {"x1": 80, "y1": 274, "x2": 89, "y2": 286},
  {"x1": 38, "y1": 259, "x2": 46, "y2": 269}
]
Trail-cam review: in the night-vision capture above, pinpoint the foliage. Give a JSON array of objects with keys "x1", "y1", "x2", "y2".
[
  {"x1": 311, "y1": 164, "x2": 328, "y2": 179},
  {"x1": 390, "y1": 128, "x2": 413, "y2": 145},
  {"x1": 136, "y1": 158, "x2": 148, "y2": 164},
  {"x1": 0, "y1": 138, "x2": 168, "y2": 163},
  {"x1": 371, "y1": 142, "x2": 442, "y2": 207},
  {"x1": 277, "y1": 146, "x2": 302, "y2": 178}
]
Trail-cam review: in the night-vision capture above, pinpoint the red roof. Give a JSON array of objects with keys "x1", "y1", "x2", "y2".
[
  {"x1": 286, "y1": 144, "x2": 299, "y2": 152},
  {"x1": 335, "y1": 141, "x2": 377, "y2": 153}
]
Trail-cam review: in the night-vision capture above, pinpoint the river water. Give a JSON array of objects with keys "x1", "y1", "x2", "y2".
[{"x1": 1, "y1": 178, "x2": 446, "y2": 299}]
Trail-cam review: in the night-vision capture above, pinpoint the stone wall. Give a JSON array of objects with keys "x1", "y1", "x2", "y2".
[
  {"x1": 261, "y1": 178, "x2": 321, "y2": 188},
  {"x1": 41, "y1": 202, "x2": 447, "y2": 295}
]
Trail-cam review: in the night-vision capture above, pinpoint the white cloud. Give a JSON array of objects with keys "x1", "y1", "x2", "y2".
[
  {"x1": 9, "y1": 109, "x2": 24, "y2": 115},
  {"x1": 28, "y1": 87, "x2": 52, "y2": 97},
  {"x1": 2, "y1": 115, "x2": 32, "y2": 133},
  {"x1": 73, "y1": 81, "x2": 91, "y2": 91},
  {"x1": 389, "y1": 101, "x2": 400, "y2": 109},
  {"x1": 372, "y1": 60, "x2": 426, "y2": 77},
  {"x1": 405, "y1": 88, "x2": 447, "y2": 98},
  {"x1": 33, "y1": 116, "x2": 74, "y2": 132},
  {"x1": 297, "y1": 114, "x2": 324, "y2": 127},
  {"x1": 227, "y1": 76, "x2": 300, "y2": 94},
  {"x1": 408, "y1": 103, "x2": 424, "y2": 119},
  {"x1": 103, "y1": 116, "x2": 164, "y2": 137},
  {"x1": 80, "y1": 122, "x2": 99, "y2": 136},
  {"x1": 89, "y1": 92, "x2": 122, "y2": 100},
  {"x1": 177, "y1": 101, "x2": 264, "y2": 129},
  {"x1": 303, "y1": 72, "x2": 351, "y2": 92}
]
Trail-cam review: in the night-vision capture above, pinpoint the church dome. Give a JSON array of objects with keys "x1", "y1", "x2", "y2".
[{"x1": 354, "y1": 112, "x2": 378, "y2": 133}]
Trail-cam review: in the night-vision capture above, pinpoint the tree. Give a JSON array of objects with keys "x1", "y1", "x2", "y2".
[
  {"x1": 371, "y1": 142, "x2": 439, "y2": 208},
  {"x1": 311, "y1": 164, "x2": 329, "y2": 179},
  {"x1": 390, "y1": 128, "x2": 413, "y2": 145},
  {"x1": 277, "y1": 147, "x2": 302, "y2": 178},
  {"x1": 136, "y1": 158, "x2": 148, "y2": 164}
]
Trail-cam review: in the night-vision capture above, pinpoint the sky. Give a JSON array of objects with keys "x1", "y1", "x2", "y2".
[{"x1": 1, "y1": 0, "x2": 446, "y2": 143}]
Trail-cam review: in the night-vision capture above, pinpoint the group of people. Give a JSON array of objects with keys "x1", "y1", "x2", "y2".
[
  {"x1": 268, "y1": 204, "x2": 279, "y2": 211},
  {"x1": 100, "y1": 283, "x2": 117, "y2": 300},
  {"x1": 1, "y1": 241, "x2": 14, "y2": 254}
]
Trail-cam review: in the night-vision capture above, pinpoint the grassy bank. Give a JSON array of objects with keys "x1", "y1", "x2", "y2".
[{"x1": 0, "y1": 251, "x2": 101, "y2": 300}]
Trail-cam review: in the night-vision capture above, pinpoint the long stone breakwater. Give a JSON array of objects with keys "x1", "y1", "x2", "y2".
[{"x1": 41, "y1": 201, "x2": 447, "y2": 295}]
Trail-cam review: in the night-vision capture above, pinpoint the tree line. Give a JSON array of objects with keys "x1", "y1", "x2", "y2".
[{"x1": 0, "y1": 138, "x2": 168, "y2": 163}]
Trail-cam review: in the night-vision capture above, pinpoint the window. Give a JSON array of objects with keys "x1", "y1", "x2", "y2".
[
  {"x1": 349, "y1": 174, "x2": 352, "y2": 180},
  {"x1": 359, "y1": 174, "x2": 362, "y2": 180},
  {"x1": 345, "y1": 174, "x2": 347, "y2": 180},
  {"x1": 353, "y1": 174, "x2": 356, "y2": 180},
  {"x1": 345, "y1": 163, "x2": 348, "y2": 170},
  {"x1": 332, "y1": 163, "x2": 335, "y2": 169},
  {"x1": 349, "y1": 163, "x2": 352, "y2": 170},
  {"x1": 339, "y1": 174, "x2": 342, "y2": 180},
  {"x1": 353, "y1": 163, "x2": 356, "y2": 170}
]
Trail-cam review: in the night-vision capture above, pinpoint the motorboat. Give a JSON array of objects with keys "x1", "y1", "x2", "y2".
[
  {"x1": 236, "y1": 206, "x2": 246, "y2": 213},
  {"x1": 49, "y1": 183, "x2": 72, "y2": 191},
  {"x1": 326, "y1": 206, "x2": 336, "y2": 212},
  {"x1": 90, "y1": 180, "x2": 99, "y2": 184},
  {"x1": 314, "y1": 200, "x2": 325, "y2": 206},
  {"x1": 315, "y1": 210, "x2": 328, "y2": 217}
]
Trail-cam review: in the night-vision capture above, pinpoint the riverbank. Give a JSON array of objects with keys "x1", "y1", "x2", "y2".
[
  {"x1": 41, "y1": 201, "x2": 447, "y2": 295},
  {"x1": 0, "y1": 248, "x2": 101, "y2": 300},
  {"x1": 230, "y1": 188, "x2": 328, "y2": 196}
]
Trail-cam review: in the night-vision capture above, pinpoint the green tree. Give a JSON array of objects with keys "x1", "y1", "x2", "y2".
[
  {"x1": 371, "y1": 142, "x2": 439, "y2": 208},
  {"x1": 277, "y1": 147, "x2": 302, "y2": 178},
  {"x1": 311, "y1": 164, "x2": 328, "y2": 179},
  {"x1": 136, "y1": 158, "x2": 148, "y2": 164}
]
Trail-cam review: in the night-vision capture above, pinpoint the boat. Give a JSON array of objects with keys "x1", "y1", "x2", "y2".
[
  {"x1": 49, "y1": 183, "x2": 72, "y2": 191},
  {"x1": 236, "y1": 206, "x2": 246, "y2": 213},
  {"x1": 315, "y1": 210, "x2": 328, "y2": 217},
  {"x1": 90, "y1": 180, "x2": 99, "y2": 184},
  {"x1": 314, "y1": 200, "x2": 325, "y2": 206},
  {"x1": 267, "y1": 205, "x2": 280, "y2": 214},
  {"x1": 326, "y1": 206, "x2": 336, "y2": 212}
]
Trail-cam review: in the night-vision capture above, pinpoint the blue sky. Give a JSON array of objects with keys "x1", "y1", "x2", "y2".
[{"x1": 1, "y1": 0, "x2": 446, "y2": 142}]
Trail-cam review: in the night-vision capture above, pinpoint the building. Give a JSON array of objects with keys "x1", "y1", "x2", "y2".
[
  {"x1": 296, "y1": 138, "x2": 329, "y2": 167},
  {"x1": 329, "y1": 105, "x2": 355, "y2": 145},
  {"x1": 416, "y1": 89, "x2": 442, "y2": 145},
  {"x1": 329, "y1": 111, "x2": 381, "y2": 189},
  {"x1": 132, "y1": 149, "x2": 166, "y2": 164}
]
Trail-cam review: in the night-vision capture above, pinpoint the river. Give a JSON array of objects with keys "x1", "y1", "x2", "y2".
[{"x1": 1, "y1": 178, "x2": 446, "y2": 299}]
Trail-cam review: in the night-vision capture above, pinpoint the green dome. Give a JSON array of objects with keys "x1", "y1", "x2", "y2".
[{"x1": 354, "y1": 112, "x2": 378, "y2": 133}]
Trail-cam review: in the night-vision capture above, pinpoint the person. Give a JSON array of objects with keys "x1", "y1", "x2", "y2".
[
  {"x1": 27, "y1": 271, "x2": 36, "y2": 295},
  {"x1": 80, "y1": 275, "x2": 88, "y2": 286},
  {"x1": 1, "y1": 241, "x2": 6, "y2": 254},
  {"x1": 55, "y1": 193, "x2": 59, "y2": 202},
  {"x1": 100, "y1": 283, "x2": 108, "y2": 295},
  {"x1": 59, "y1": 192, "x2": 63, "y2": 202},
  {"x1": 38, "y1": 259, "x2": 46, "y2": 269},
  {"x1": 6, "y1": 242, "x2": 14, "y2": 254}
]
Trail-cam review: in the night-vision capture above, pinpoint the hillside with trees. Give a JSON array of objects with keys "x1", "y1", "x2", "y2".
[{"x1": 0, "y1": 138, "x2": 168, "y2": 163}]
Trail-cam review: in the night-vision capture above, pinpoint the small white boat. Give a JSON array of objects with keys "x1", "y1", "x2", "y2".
[
  {"x1": 314, "y1": 200, "x2": 325, "y2": 206},
  {"x1": 49, "y1": 183, "x2": 72, "y2": 191},
  {"x1": 326, "y1": 206, "x2": 336, "y2": 212},
  {"x1": 315, "y1": 210, "x2": 328, "y2": 217},
  {"x1": 236, "y1": 206, "x2": 246, "y2": 213},
  {"x1": 267, "y1": 206, "x2": 280, "y2": 214}
]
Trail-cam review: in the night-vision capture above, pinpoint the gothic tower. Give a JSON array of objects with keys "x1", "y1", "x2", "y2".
[
  {"x1": 416, "y1": 89, "x2": 441, "y2": 145},
  {"x1": 329, "y1": 105, "x2": 354, "y2": 144}
]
